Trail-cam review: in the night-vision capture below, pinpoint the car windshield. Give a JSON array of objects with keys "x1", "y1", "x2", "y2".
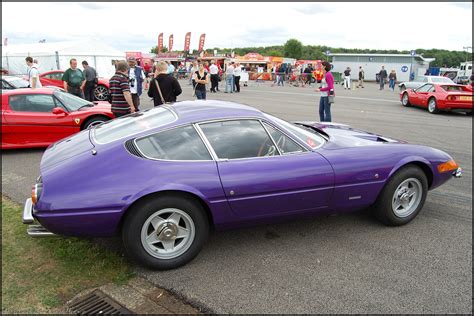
[
  {"x1": 5, "y1": 77, "x2": 29, "y2": 88},
  {"x1": 54, "y1": 90, "x2": 93, "y2": 111},
  {"x1": 431, "y1": 77, "x2": 453, "y2": 83},
  {"x1": 93, "y1": 107, "x2": 177, "y2": 144},
  {"x1": 264, "y1": 113, "x2": 326, "y2": 149}
]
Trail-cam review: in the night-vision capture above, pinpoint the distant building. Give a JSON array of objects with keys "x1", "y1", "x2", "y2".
[{"x1": 328, "y1": 53, "x2": 435, "y2": 82}]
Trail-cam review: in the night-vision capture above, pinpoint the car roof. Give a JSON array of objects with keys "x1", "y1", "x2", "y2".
[
  {"x1": 170, "y1": 100, "x2": 265, "y2": 123},
  {"x1": 1, "y1": 87, "x2": 57, "y2": 95}
]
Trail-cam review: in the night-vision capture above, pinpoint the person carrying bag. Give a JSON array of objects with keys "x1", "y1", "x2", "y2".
[{"x1": 148, "y1": 61, "x2": 182, "y2": 107}]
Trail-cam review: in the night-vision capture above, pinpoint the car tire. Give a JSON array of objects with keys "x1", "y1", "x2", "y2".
[
  {"x1": 372, "y1": 165, "x2": 428, "y2": 226},
  {"x1": 82, "y1": 116, "x2": 110, "y2": 130},
  {"x1": 401, "y1": 92, "x2": 411, "y2": 107},
  {"x1": 94, "y1": 84, "x2": 109, "y2": 101},
  {"x1": 122, "y1": 195, "x2": 209, "y2": 270},
  {"x1": 427, "y1": 97, "x2": 440, "y2": 114}
]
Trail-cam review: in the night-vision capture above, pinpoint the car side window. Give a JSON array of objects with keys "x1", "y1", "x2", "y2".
[
  {"x1": 417, "y1": 84, "x2": 432, "y2": 92},
  {"x1": 135, "y1": 125, "x2": 212, "y2": 161},
  {"x1": 8, "y1": 94, "x2": 57, "y2": 112},
  {"x1": 199, "y1": 119, "x2": 279, "y2": 159},
  {"x1": 262, "y1": 122, "x2": 305, "y2": 155}
]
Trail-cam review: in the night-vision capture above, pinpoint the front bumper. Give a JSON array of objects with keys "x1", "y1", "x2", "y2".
[
  {"x1": 453, "y1": 167, "x2": 462, "y2": 178},
  {"x1": 23, "y1": 198, "x2": 56, "y2": 237}
]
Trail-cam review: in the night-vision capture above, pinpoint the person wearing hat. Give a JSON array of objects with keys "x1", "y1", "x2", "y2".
[{"x1": 127, "y1": 57, "x2": 145, "y2": 112}]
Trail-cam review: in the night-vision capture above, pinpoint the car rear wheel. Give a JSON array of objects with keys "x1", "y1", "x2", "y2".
[
  {"x1": 122, "y1": 195, "x2": 209, "y2": 270},
  {"x1": 427, "y1": 97, "x2": 440, "y2": 114},
  {"x1": 372, "y1": 165, "x2": 428, "y2": 226},
  {"x1": 401, "y1": 92, "x2": 411, "y2": 107},
  {"x1": 82, "y1": 116, "x2": 110, "y2": 130},
  {"x1": 94, "y1": 84, "x2": 109, "y2": 101}
]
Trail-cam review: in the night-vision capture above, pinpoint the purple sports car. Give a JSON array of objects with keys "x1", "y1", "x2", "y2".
[{"x1": 23, "y1": 101, "x2": 462, "y2": 270}]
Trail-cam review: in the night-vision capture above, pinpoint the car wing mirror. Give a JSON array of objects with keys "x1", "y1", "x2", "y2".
[{"x1": 52, "y1": 107, "x2": 68, "y2": 115}]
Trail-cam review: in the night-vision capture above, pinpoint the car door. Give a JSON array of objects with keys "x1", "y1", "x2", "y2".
[
  {"x1": 198, "y1": 119, "x2": 335, "y2": 219},
  {"x1": 40, "y1": 71, "x2": 64, "y2": 88},
  {"x1": 2, "y1": 92, "x2": 78, "y2": 146},
  {"x1": 414, "y1": 84, "x2": 433, "y2": 107}
]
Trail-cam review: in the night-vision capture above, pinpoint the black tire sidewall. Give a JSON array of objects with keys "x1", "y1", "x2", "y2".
[
  {"x1": 373, "y1": 165, "x2": 428, "y2": 226},
  {"x1": 122, "y1": 195, "x2": 209, "y2": 270}
]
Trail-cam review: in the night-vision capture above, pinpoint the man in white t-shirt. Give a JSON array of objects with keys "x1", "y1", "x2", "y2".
[
  {"x1": 25, "y1": 56, "x2": 42, "y2": 88},
  {"x1": 209, "y1": 60, "x2": 219, "y2": 93},
  {"x1": 128, "y1": 57, "x2": 146, "y2": 112},
  {"x1": 233, "y1": 62, "x2": 242, "y2": 92}
]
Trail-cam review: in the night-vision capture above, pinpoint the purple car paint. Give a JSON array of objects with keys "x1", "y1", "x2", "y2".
[{"x1": 23, "y1": 100, "x2": 461, "y2": 269}]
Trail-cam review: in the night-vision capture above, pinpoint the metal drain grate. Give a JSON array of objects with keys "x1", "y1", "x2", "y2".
[{"x1": 67, "y1": 289, "x2": 134, "y2": 314}]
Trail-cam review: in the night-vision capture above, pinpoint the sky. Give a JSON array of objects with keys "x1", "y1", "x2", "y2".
[{"x1": 2, "y1": 2, "x2": 473, "y2": 53}]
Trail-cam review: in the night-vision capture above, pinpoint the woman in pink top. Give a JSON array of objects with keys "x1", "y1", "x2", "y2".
[{"x1": 315, "y1": 61, "x2": 335, "y2": 122}]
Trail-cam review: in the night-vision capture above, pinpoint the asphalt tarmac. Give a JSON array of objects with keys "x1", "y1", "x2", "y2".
[{"x1": 2, "y1": 80, "x2": 472, "y2": 313}]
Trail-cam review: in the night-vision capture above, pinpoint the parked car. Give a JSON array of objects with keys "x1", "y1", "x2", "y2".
[
  {"x1": 400, "y1": 83, "x2": 473, "y2": 114},
  {"x1": 1, "y1": 75, "x2": 30, "y2": 89},
  {"x1": 398, "y1": 75, "x2": 454, "y2": 91},
  {"x1": 1, "y1": 87, "x2": 114, "y2": 149},
  {"x1": 34, "y1": 70, "x2": 110, "y2": 101},
  {"x1": 22, "y1": 101, "x2": 462, "y2": 270}
]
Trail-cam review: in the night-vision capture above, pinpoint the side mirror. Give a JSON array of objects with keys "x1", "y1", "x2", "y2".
[{"x1": 52, "y1": 107, "x2": 68, "y2": 115}]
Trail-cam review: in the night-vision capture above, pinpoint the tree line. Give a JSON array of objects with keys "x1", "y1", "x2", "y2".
[{"x1": 151, "y1": 39, "x2": 471, "y2": 68}]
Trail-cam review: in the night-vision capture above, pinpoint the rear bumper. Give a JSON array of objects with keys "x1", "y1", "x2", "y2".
[
  {"x1": 23, "y1": 198, "x2": 56, "y2": 237},
  {"x1": 440, "y1": 101, "x2": 473, "y2": 110}
]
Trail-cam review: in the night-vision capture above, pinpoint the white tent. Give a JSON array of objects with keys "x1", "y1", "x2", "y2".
[{"x1": 2, "y1": 39, "x2": 125, "y2": 78}]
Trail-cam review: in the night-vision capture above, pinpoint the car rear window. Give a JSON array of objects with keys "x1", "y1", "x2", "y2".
[
  {"x1": 135, "y1": 125, "x2": 211, "y2": 161},
  {"x1": 93, "y1": 107, "x2": 176, "y2": 144},
  {"x1": 440, "y1": 85, "x2": 465, "y2": 92}
]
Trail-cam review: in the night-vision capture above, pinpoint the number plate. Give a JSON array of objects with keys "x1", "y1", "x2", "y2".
[{"x1": 460, "y1": 96, "x2": 472, "y2": 101}]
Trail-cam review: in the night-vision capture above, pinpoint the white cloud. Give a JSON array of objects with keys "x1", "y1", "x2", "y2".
[{"x1": 2, "y1": 2, "x2": 472, "y2": 52}]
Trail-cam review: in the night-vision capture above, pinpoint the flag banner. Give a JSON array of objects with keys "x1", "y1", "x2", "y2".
[
  {"x1": 184, "y1": 32, "x2": 191, "y2": 52},
  {"x1": 198, "y1": 33, "x2": 206, "y2": 52},
  {"x1": 169, "y1": 34, "x2": 174, "y2": 52},
  {"x1": 158, "y1": 33, "x2": 163, "y2": 53}
]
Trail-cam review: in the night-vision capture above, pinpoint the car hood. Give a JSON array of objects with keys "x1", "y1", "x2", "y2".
[
  {"x1": 295, "y1": 121, "x2": 406, "y2": 149},
  {"x1": 77, "y1": 102, "x2": 111, "y2": 112},
  {"x1": 40, "y1": 129, "x2": 94, "y2": 172}
]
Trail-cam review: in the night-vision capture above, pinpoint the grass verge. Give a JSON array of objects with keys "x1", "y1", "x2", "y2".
[{"x1": 1, "y1": 196, "x2": 134, "y2": 313}]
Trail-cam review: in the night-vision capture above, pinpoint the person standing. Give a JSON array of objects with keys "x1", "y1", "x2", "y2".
[
  {"x1": 109, "y1": 60, "x2": 135, "y2": 118},
  {"x1": 343, "y1": 67, "x2": 351, "y2": 90},
  {"x1": 315, "y1": 61, "x2": 335, "y2": 122},
  {"x1": 148, "y1": 61, "x2": 182, "y2": 106},
  {"x1": 209, "y1": 60, "x2": 219, "y2": 93},
  {"x1": 167, "y1": 61, "x2": 175, "y2": 77},
  {"x1": 143, "y1": 61, "x2": 152, "y2": 90},
  {"x1": 358, "y1": 66, "x2": 365, "y2": 88},
  {"x1": 388, "y1": 69, "x2": 397, "y2": 91},
  {"x1": 378, "y1": 65, "x2": 388, "y2": 90},
  {"x1": 190, "y1": 61, "x2": 199, "y2": 88},
  {"x1": 194, "y1": 62, "x2": 209, "y2": 100},
  {"x1": 82, "y1": 60, "x2": 97, "y2": 102},
  {"x1": 127, "y1": 57, "x2": 145, "y2": 112},
  {"x1": 25, "y1": 56, "x2": 42, "y2": 89},
  {"x1": 225, "y1": 62, "x2": 235, "y2": 93},
  {"x1": 233, "y1": 62, "x2": 242, "y2": 92},
  {"x1": 62, "y1": 58, "x2": 85, "y2": 98}
]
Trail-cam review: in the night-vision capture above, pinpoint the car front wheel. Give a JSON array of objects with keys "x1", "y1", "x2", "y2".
[
  {"x1": 82, "y1": 116, "x2": 109, "y2": 130},
  {"x1": 427, "y1": 97, "x2": 440, "y2": 114},
  {"x1": 122, "y1": 195, "x2": 209, "y2": 270},
  {"x1": 401, "y1": 92, "x2": 411, "y2": 107},
  {"x1": 372, "y1": 165, "x2": 428, "y2": 226},
  {"x1": 94, "y1": 85, "x2": 109, "y2": 101}
]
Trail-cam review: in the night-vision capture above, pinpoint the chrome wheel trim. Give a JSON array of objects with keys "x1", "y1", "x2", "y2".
[
  {"x1": 140, "y1": 208, "x2": 195, "y2": 259},
  {"x1": 428, "y1": 99, "x2": 436, "y2": 113},
  {"x1": 402, "y1": 93, "x2": 409, "y2": 105},
  {"x1": 392, "y1": 178, "x2": 423, "y2": 218},
  {"x1": 85, "y1": 119, "x2": 105, "y2": 129},
  {"x1": 94, "y1": 85, "x2": 109, "y2": 101}
]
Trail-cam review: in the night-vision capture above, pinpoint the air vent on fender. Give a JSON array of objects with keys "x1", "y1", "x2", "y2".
[{"x1": 124, "y1": 139, "x2": 145, "y2": 158}]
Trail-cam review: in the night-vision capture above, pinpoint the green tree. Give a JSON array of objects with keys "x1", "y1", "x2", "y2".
[{"x1": 283, "y1": 39, "x2": 303, "y2": 59}]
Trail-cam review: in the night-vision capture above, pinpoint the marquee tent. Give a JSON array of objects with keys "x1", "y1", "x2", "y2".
[{"x1": 2, "y1": 39, "x2": 125, "y2": 78}]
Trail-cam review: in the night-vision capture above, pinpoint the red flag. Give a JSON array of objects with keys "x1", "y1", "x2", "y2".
[
  {"x1": 158, "y1": 33, "x2": 163, "y2": 53},
  {"x1": 198, "y1": 33, "x2": 206, "y2": 52},
  {"x1": 184, "y1": 32, "x2": 191, "y2": 52},
  {"x1": 169, "y1": 34, "x2": 174, "y2": 52}
]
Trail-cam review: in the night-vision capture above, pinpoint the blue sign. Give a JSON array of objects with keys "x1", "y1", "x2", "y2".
[
  {"x1": 326, "y1": 50, "x2": 331, "y2": 55},
  {"x1": 401, "y1": 65, "x2": 408, "y2": 72},
  {"x1": 410, "y1": 50, "x2": 416, "y2": 56}
]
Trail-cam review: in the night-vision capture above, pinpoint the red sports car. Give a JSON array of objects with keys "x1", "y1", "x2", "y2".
[
  {"x1": 400, "y1": 83, "x2": 473, "y2": 115},
  {"x1": 1, "y1": 87, "x2": 114, "y2": 149},
  {"x1": 36, "y1": 70, "x2": 110, "y2": 101}
]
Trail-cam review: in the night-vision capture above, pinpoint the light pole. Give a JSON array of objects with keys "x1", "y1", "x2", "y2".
[{"x1": 462, "y1": 46, "x2": 472, "y2": 64}]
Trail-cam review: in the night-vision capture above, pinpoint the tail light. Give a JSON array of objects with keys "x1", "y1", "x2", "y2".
[
  {"x1": 447, "y1": 95, "x2": 457, "y2": 101},
  {"x1": 31, "y1": 179, "x2": 43, "y2": 204}
]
